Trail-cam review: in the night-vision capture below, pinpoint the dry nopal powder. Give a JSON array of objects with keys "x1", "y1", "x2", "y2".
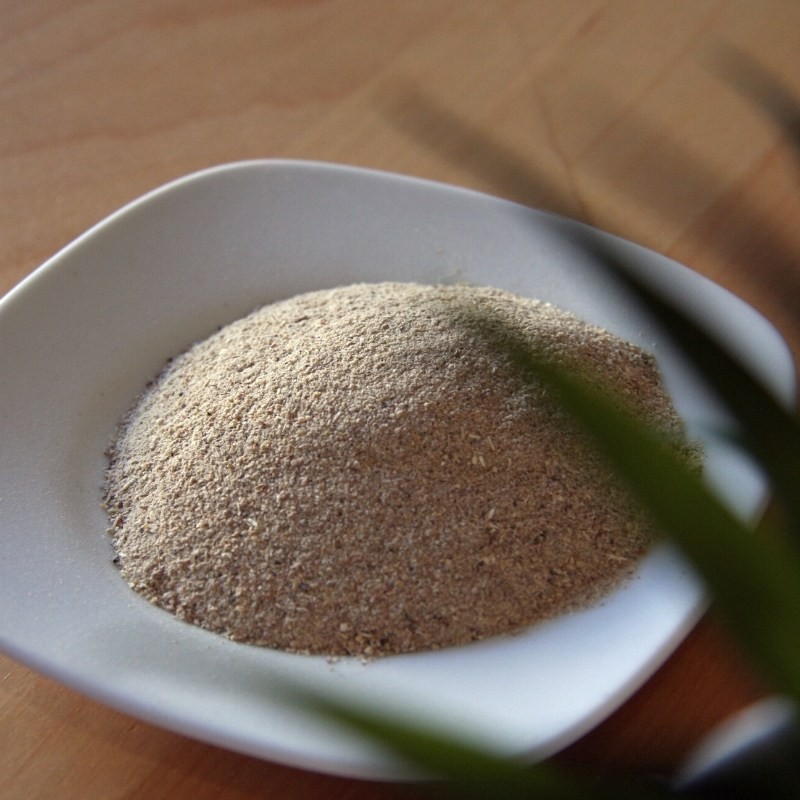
[{"x1": 103, "y1": 281, "x2": 695, "y2": 657}]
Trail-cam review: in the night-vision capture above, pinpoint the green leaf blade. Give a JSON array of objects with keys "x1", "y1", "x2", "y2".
[
  {"x1": 570, "y1": 232, "x2": 800, "y2": 539},
  {"x1": 291, "y1": 688, "x2": 670, "y2": 800},
  {"x1": 504, "y1": 336, "x2": 800, "y2": 704}
]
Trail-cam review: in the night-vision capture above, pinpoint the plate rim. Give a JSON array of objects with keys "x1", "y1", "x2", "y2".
[{"x1": 0, "y1": 158, "x2": 795, "y2": 780}]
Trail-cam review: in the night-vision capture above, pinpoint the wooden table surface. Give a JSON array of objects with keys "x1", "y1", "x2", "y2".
[{"x1": 2, "y1": 2, "x2": 799, "y2": 798}]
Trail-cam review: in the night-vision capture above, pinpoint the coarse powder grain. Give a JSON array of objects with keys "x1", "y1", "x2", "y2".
[{"x1": 103, "y1": 282, "x2": 694, "y2": 657}]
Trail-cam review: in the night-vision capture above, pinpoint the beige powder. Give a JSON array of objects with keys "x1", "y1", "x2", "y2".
[{"x1": 104, "y1": 282, "x2": 692, "y2": 657}]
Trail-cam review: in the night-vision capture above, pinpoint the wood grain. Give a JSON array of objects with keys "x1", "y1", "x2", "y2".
[{"x1": 1, "y1": 1, "x2": 798, "y2": 797}]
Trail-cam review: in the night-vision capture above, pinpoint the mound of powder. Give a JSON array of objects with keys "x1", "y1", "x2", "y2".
[{"x1": 104, "y1": 282, "x2": 692, "y2": 657}]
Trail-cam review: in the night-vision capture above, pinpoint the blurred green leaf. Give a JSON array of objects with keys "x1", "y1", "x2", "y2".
[
  {"x1": 567, "y1": 231, "x2": 800, "y2": 539},
  {"x1": 293, "y1": 689, "x2": 670, "y2": 800},
  {"x1": 466, "y1": 312, "x2": 800, "y2": 705},
  {"x1": 295, "y1": 47, "x2": 800, "y2": 795}
]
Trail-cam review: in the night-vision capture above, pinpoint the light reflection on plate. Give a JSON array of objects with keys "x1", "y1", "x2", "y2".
[{"x1": 0, "y1": 161, "x2": 794, "y2": 779}]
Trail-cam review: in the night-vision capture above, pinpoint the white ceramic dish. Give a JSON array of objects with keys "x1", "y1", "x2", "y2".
[{"x1": 0, "y1": 160, "x2": 794, "y2": 780}]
